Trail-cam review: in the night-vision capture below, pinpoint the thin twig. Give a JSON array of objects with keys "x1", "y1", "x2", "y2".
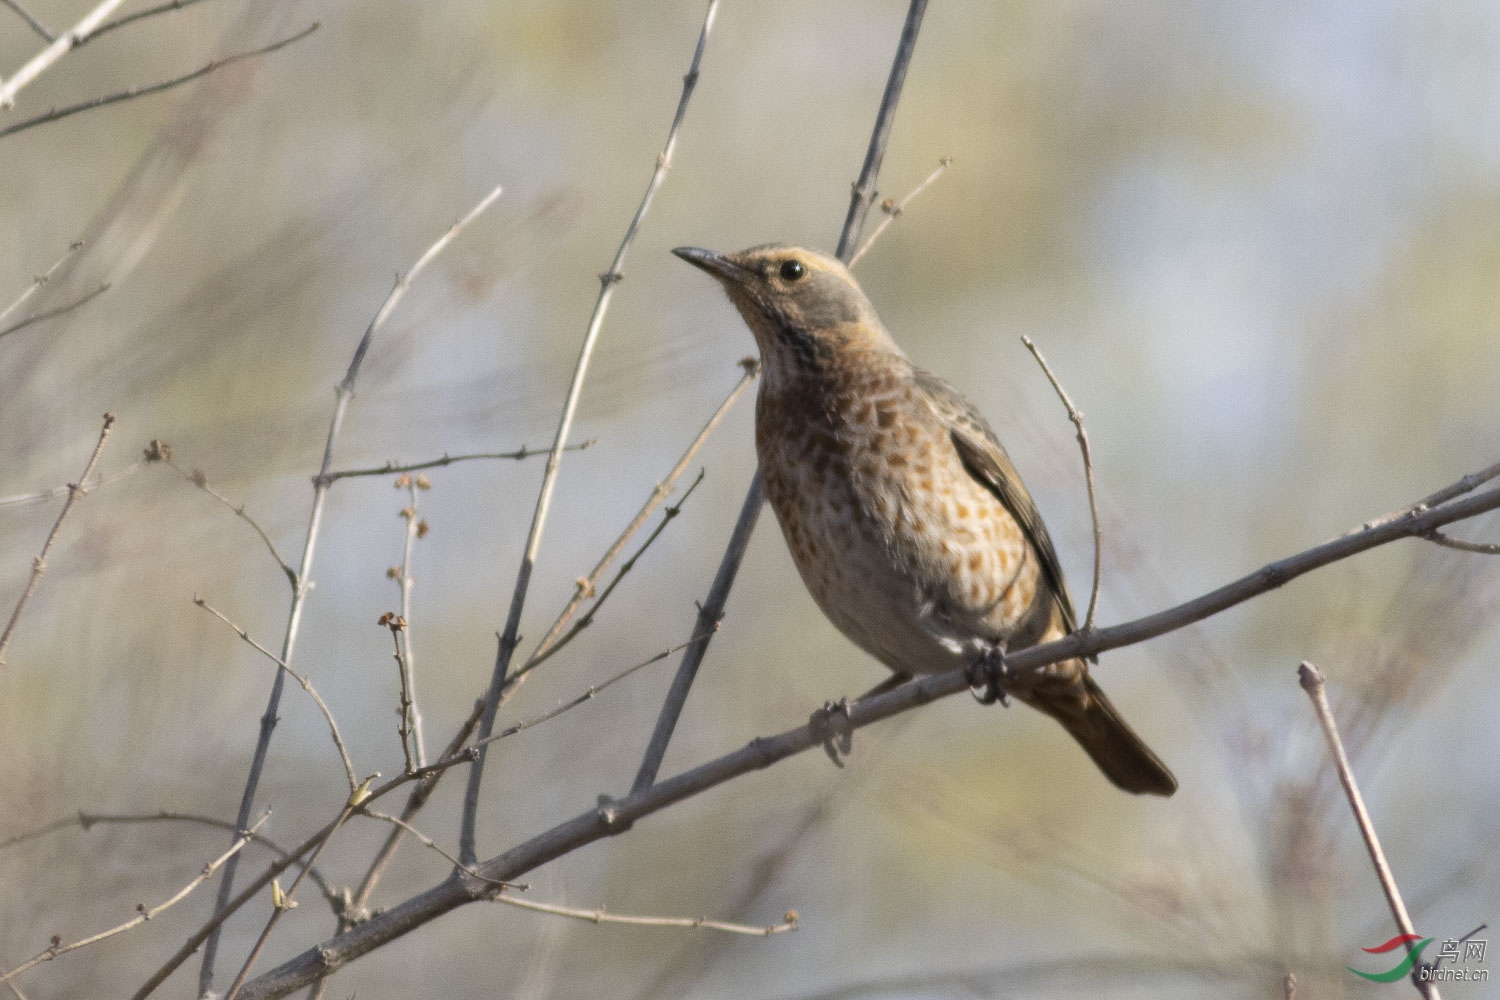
[
  {"x1": 1298, "y1": 663, "x2": 1440, "y2": 1000},
  {"x1": 1356, "y1": 460, "x2": 1500, "y2": 533},
  {"x1": 317, "y1": 442, "x2": 592, "y2": 485},
  {"x1": 199, "y1": 184, "x2": 502, "y2": 994},
  {"x1": 848, "y1": 157, "x2": 952, "y2": 267},
  {"x1": 0, "y1": 809, "x2": 334, "y2": 904},
  {"x1": 225, "y1": 472, "x2": 1500, "y2": 1000},
  {"x1": 515, "y1": 360, "x2": 756, "y2": 683},
  {"x1": 195, "y1": 597, "x2": 358, "y2": 793},
  {"x1": 1021, "y1": 335, "x2": 1103, "y2": 630},
  {"x1": 355, "y1": 810, "x2": 520, "y2": 888},
  {"x1": 632, "y1": 475, "x2": 763, "y2": 792},
  {"x1": 0, "y1": 412, "x2": 113, "y2": 667},
  {"x1": 1422, "y1": 530, "x2": 1499, "y2": 555},
  {"x1": 520, "y1": 470, "x2": 707, "y2": 675},
  {"x1": 0, "y1": 241, "x2": 81, "y2": 327},
  {"x1": 380, "y1": 612, "x2": 417, "y2": 774},
  {"x1": 0, "y1": 812, "x2": 268, "y2": 987},
  {"x1": 491, "y1": 892, "x2": 797, "y2": 937},
  {"x1": 392, "y1": 476, "x2": 426, "y2": 764},
  {"x1": 0, "y1": 24, "x2": 320, "y2": 139},
  {"x1": 222, "y1": 789, "x2": 372, "y2": 1000},
  {"x1": 0, "y1": 283, "x2": 107, "y2": 340},
  {"x1": 0, "y1": 0, "x2": 52, "y2": 41},
  {"x1": 0, "y1": 0, "x2": 129, "y2": 108},
  {"x1": 631, "y1": 0, "x2": 930, "y2": 795},
  {"x1": 833, "y1": 0, "x2": 929, "y2": 260},
  {"x1": 167, "y1": 459, "x2": 296, "y2": 587},
  {"x1": 343, "y1": 700, "x2": 483, "y2": 924},
  {"x1": 479, "y1": 627, "x2": 719, "y2": 748},
  {"x1": 460, "y1": 0, "x2": 719, "y2": 868},
  {"x1": 0, "y1": 460, "x2": 140, "y2": 509},
  {"x1": 81, "y1": 0, "x2": 217, "y2": 45}
]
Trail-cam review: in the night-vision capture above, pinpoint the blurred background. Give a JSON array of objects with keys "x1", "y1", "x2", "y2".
[{"x1": 2, "y1": 1, "x2": 1498, "y2": 997}]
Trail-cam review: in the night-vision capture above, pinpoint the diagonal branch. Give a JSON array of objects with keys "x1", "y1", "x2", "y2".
[
  {"x1": 0, "y1": 812, "x2": 268, "y2": 987},
  {"x1": 0, "y1": 0, "x2": 130, "y2": 109},
  {"x1": 195, "y1": 597, "x2": 358, "y2": 793},
  {"x1": 459, "y1": 0, "x2": 720, "y2": 868},
  {"x1": 0, "y1": 412, "x2": 114, "y2": 667},
  {"x1": 1299, "y1": 663, "x2": 1440, "y2": 999},
  {"x1": 0, "y1": 0, "x2": 52, "y2": 41},
  {"x1": 848, "y1": 156, "x2": 952, "y2": 267},
  {"x1": 199, "y1": 183, "x2": 502, "y2": 994},
  {"x1": 0, "y1": 24, "x2": 320, "y2": 139},
  {"x1": 230, "y1": 472, "x2": 1500, "y2": 1000},
  {"x1": 0, "y1": 241, "x2": 81, "y2": 327},
  {"x1": 0, "y1": 283, "x2": 108, "y2": 341}
]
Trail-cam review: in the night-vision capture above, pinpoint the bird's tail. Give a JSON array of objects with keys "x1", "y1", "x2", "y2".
[{"x1": 1023, "y1": 667, "x2": 1177, "y2": 797}]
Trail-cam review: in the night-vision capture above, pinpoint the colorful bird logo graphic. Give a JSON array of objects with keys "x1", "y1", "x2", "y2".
[{"x1": 1348, "y1": 934, "x2": 1433, "y2": 983}]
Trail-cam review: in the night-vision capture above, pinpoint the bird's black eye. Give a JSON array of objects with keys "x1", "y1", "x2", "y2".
[{"x1": 779, "y1": 259, "x2": 806, "y2": 281}]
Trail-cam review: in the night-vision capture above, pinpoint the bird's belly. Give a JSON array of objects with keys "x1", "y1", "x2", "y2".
[{"x1": 762, "y1": 443, "x2": 1034, "y2": 676}]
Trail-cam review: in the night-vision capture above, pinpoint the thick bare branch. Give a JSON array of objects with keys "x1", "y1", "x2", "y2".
[{"x1": 231, "y1": 474, "x2": 1500, "y2": 999}]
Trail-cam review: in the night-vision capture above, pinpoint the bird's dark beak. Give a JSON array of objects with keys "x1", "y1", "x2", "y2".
[{"x1": 672, "y1": 246, "x2": 751, "y2": 285}]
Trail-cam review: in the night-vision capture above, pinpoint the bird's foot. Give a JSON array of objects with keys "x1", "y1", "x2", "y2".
[
  {"x1": 966, "y1": 642, "x2": 1010, "y2": 707},
  {"x1": 809, "y1": 698, "x2": 853, "y2": 768}
]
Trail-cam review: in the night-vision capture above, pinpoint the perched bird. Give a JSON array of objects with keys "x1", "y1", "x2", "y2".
[{"x1": 673, "y1": 243, "x2": 1176, "y2": 796}]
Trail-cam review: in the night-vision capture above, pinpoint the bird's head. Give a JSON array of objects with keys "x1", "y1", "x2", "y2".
[{"x1": 672, "y1": 243, "x2": 901, "y2": 382}]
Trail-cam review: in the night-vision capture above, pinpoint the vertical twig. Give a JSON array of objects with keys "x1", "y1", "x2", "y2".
[
  {"x1": 198, "y1": 186, "x2": 502, "y2": 995},
  {"x1": 631, "y1": 0, "x2": 930, "y2": 792},
  {"x1": 395, "y1": 477, "x2": 427, "y2": 764},
  {"x1": 1020, "y1": 336, "x2": 1103, "y2": 630},
  {"x1": 380, "y1": 613, "x2": 416, "y2": 774},
  {"x1": 458, "y1": 0, "x2": 719, "y2": 868},
  {"x1": 1298, "y1": 662, "x2": 1440, "y2": 1000},
  {"x1": 833, "y1": 0, "x2": 929, "y2": 260},
  {"x1": 0, "y1": 412, "x2": 113, "y2": 667}
]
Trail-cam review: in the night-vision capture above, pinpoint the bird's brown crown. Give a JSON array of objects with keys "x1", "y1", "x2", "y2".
[{"x1": 673, "y1": 244, "x2": 903, "y2": 383}]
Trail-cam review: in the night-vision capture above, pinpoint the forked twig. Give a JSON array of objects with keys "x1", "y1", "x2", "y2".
[
  {"x1": 1298, "y1": 662, "x2": 1440, "y2": 1000},
  {"x1": 1021, "y1": 336, "x2": 1103, "y2": 630},
  {"x1": 0, "y1": 283, "x2": 108, "y2": 340},
  {"x1": 0, "y1": 0, "x2": 130, "y2": 108},
  {"x1": 515, "y1": 360, "x2": 755, "y2": 682},
  {"x1": 0, "y1": 25, "x2": 321, "y2": 139},
  {"x1": 0, "y1": 413, "x2": 114, "y2": 666},
  {"x1": 478, "y1": 627, "x2": 719, "y2": 748},
  {"x1": 200, "y1": 183, "x2": 502, "y2": 993},
  {"x1": 848, "y1": 156, "x2": 952, "y2": 267},
  {"x1": 0, "y1": 241, "x2": 81, "y2": 327},
  {"x1": 0, "y1": 812, "x2": 268, "y2": 987},
  {"x1": 520, "y1": 470, "x2": 707, "y2": 674},
  {"x1": 460, "y1": 0, "x2": 720, "y2": 867}
]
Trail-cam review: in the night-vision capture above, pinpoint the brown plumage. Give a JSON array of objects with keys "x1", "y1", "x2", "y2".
[{"x1": 674, "y1": 243, "x2": 1176, "y2": 796}]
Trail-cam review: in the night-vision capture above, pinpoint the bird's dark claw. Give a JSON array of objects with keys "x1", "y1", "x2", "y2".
[
  {"x1": 966, "y1": 643, "x2": 1010, "y2": 707},
  {"x1": 809, "y1": 698, "x2": 853, "y2": 767}
]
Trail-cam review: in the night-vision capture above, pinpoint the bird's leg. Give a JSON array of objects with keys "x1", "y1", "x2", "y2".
[
  {"x1": 808, "y1": 699, "x2": 854, "y2": 768},
  {"x1": 966, "y1": 640, "x2": 1010, "y2": 707}
]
